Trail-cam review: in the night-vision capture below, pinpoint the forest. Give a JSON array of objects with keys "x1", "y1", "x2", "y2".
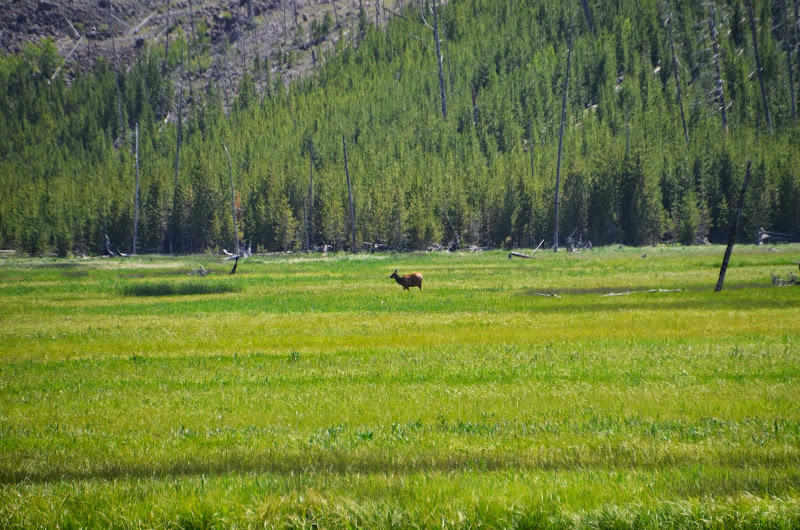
[{"x1": 0, "y1": 0, "x2": 799, "y2": 256}]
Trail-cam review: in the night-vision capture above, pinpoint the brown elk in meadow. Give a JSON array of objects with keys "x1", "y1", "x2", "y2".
[{"x1": 389, "y1": 269, "x2": 423, "y2": 290}]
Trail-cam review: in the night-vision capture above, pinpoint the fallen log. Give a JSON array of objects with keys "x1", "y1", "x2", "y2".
[
  {"x1": 509, "y1": 239, "x2": 546, "y2": 259},
  {"x1": 611, "y1": 288, "x2": 683, "y2": 296},
  {"x1": 757, "y1": 227, "x2": 800, "y2": 244}
]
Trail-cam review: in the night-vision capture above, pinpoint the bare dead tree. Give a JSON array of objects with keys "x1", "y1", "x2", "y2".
[
  {"x1": 471, "y1": 83, "x2": 479, "y2": 126},
  {"x1": 222, "y1": 140, "x2": 240, "y2": 256},
  {"x1": 422, "y1": 0, "x2": 447, "y2": 118},
  {"x1": 707, "y1": 1, "x2": 729, "y2": 135},
  {"x1": 286, "y1": 85, "x2": 297, "y2": 129},
  {"x1": 715, "y1": 160, "x2": 752, "y2": 291},
  {"x1": 747, "y1": 0, "x2": 773, "y2": 135},
  {"x1": 554, "y1": 25, "x2": 573, "y2": 252},
  {"x1": 528, "y1": 114, "x2": 535, "y2": 180},
  {"x1": 332, "y1": 0, "x2": 340, "y2": 28},
  {"x1": 780, "y1": 0, "x2": 797, "y2": 121},
  {"x1": 434, "y1": 0, "x2": 446, "y2": 117},
  {"x1": 133, "y1": 122, "x2": 140, "y2": 255},
  {"x1": 308, "y1": 140, "x2": 314, "y2": 248},
  {"x1": 664, "y1": 4, "x2": 689, "y2": 147},
  {"x1": 164, "y1": 0, "x2": 171, "y2": 72},
  {"x1": 169, "y1": 53, "x2": 184, "y2": 253},
  {"x1": 796, "y1": 1, "x2": 800, "y2": 102},
  {"x1": 343, "y1": 135, "x2": 356, "y2": 252},
  {"x1": 187, "y1": 0, "x2": 198, "y2": 74},
  {"x1": 303, "y1": 197, "x2": 309, "y2": 251}
]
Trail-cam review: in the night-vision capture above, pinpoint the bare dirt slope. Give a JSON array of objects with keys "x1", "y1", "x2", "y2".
[{"x1": 1, "y1": 0, "x2": 387, "y2": 93}]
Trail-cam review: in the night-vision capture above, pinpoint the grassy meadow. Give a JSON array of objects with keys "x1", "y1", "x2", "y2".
[{"x1": 1, "y1": 245, "x2": 799, "y2": 528}]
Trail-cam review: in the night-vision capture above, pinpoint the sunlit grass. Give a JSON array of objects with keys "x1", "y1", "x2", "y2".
[{"x1": 1, "y1": 245, "x2": 799, "y2": 527}]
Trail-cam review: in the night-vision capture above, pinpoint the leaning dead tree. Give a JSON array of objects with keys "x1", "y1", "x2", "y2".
[
  {"x1": 554, "y1": 25, "x2": 573, "y2": 252},
  {"x1": 747, "y1": 0, "x2": 773, "y2": 135},
  {"x1": 715, "y1": 160, "x2": 752, "y2": 292}
]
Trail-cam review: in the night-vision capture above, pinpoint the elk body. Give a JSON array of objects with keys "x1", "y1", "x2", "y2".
[{"x1": 389, "y1": 269, "x2": 423, "y2": 290}]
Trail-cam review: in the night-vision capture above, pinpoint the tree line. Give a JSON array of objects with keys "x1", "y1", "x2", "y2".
[{"x1": 0, "y1": 0, "x2": 798, "y2": 256}]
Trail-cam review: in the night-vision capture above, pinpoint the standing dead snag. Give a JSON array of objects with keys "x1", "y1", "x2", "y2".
[
  {"x1": 715, "y1": 160, "x2": 752, "y2": 292},
  {"x1": 554, "y1": 25, "x2": 573, "y2": 252},
  {"x1": 707, "y1": 1, "x2": 729, "y2": 135},
  {"x1": 664, "y1": 5, "x2": 689, "y2": 148},
  {"x1": 133, "y1": 122, "x2": 140, "y2": 255},
  {"x1": 223, "y1": 140, "x2": 240, "y2": 257},
  {"x1": 390, "y1": 270, "x2": 423, "y2": 290},
  {"x1": 343, "y1": 135, "x2": 357, "y2": 252},
  {"x1": 747, "y1": 0, "x2": 773, "y2": 135},
  {"x1": 421, "y1": 0, "x2": 447, "y2": 118}
]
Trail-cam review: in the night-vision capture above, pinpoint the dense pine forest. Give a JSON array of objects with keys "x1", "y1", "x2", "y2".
[{"x1": 1, "y1": 0, "x2": 799, "y2": 256}]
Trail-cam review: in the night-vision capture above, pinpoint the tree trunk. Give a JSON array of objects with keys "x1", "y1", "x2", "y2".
[
  {"x1": 581, "y1": 0, "x2": 593, "y2": 32},
  {"x1": 170, "y1": 58, "x2": 184, "y2": 253},
  {"x1": 782, "y1": 0, "x2": 798, "y2": 121},
  {"x1": 343, "y1": 135, "x2": 357, "y2": 252},
  {"x1": 715, "y1": 160, "x2": 752, "y2": 292},
  {"x1": 164, "y1": 0, "x2": 171, "y2": 72},
  {"x1": 332, "y1": 0, "x2": 340, "y2": 28},
  {"x1": 708, "y1": 2, "x2": 729, "y2": 135},
  {"x1": 286, "y1": 87, "x2": 296, "y2": 129},
  {"x1": 445, "y1": 24, "x2": 454, "y2": 94},
  {"x1": 133, "y1": 122, "x2": 140, "y2": 255},
  {"x1": 308, "y1": 140, "x2": 314, "y2": 247},
  {"x1": 187, "y1": 0, "x2": 198, "y2": 74},
  {"x1": 528, "y1": 114, "x2": 535, "y2": 180},
  {"x1": 471, "y1": 83, "x2": 479, "y2": 126},
  {"x1": 554, "y1": 27, "x2": 573, "y2": 252},
  {"x1": 796, "y1": 1, "x2": 800, "y2": 108},
  {"x1": 223, "y1": 141, "x2": 240, "y2": 256},
  {"x1": 666, "y1": 8, "x2": 689, "y2": 147},
  {"x1": 433, "y1": 0, "x2": 447, "y2": 118},
  {"x1": 747, "y1": 0, "x2": 773, "y2": 135},
  {"x1": 303, "y1": 198, "x2": 309, "y2": 251}
]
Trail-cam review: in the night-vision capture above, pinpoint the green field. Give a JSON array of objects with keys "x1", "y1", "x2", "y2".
[{"x1": 1, "y1": 245, "x2": 799, "y2": 528}]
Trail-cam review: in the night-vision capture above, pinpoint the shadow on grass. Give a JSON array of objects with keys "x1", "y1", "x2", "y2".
[
  {"x1": 122, "y1": 281, "x2": 241, "y2": 297},
  {"x1": 3, "y1": 447, "x2": 799, "y2": 487}
]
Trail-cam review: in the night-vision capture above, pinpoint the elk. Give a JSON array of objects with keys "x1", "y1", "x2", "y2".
[{"x1": 389, "y1": 269, "x2": 423, "y2": 290}]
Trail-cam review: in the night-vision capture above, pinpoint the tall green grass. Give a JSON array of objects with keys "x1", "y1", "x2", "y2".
[{"x1": 1, "y1": 245, "x2": 799, "y2": 527}]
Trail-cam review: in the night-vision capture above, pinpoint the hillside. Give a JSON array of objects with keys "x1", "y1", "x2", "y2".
[
  {"x1": 1, "y1": 0, "x2": 799, "y2": 256},
  {"x1": 0, "y1": 0, "x2": 385, "y2": 99}
]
